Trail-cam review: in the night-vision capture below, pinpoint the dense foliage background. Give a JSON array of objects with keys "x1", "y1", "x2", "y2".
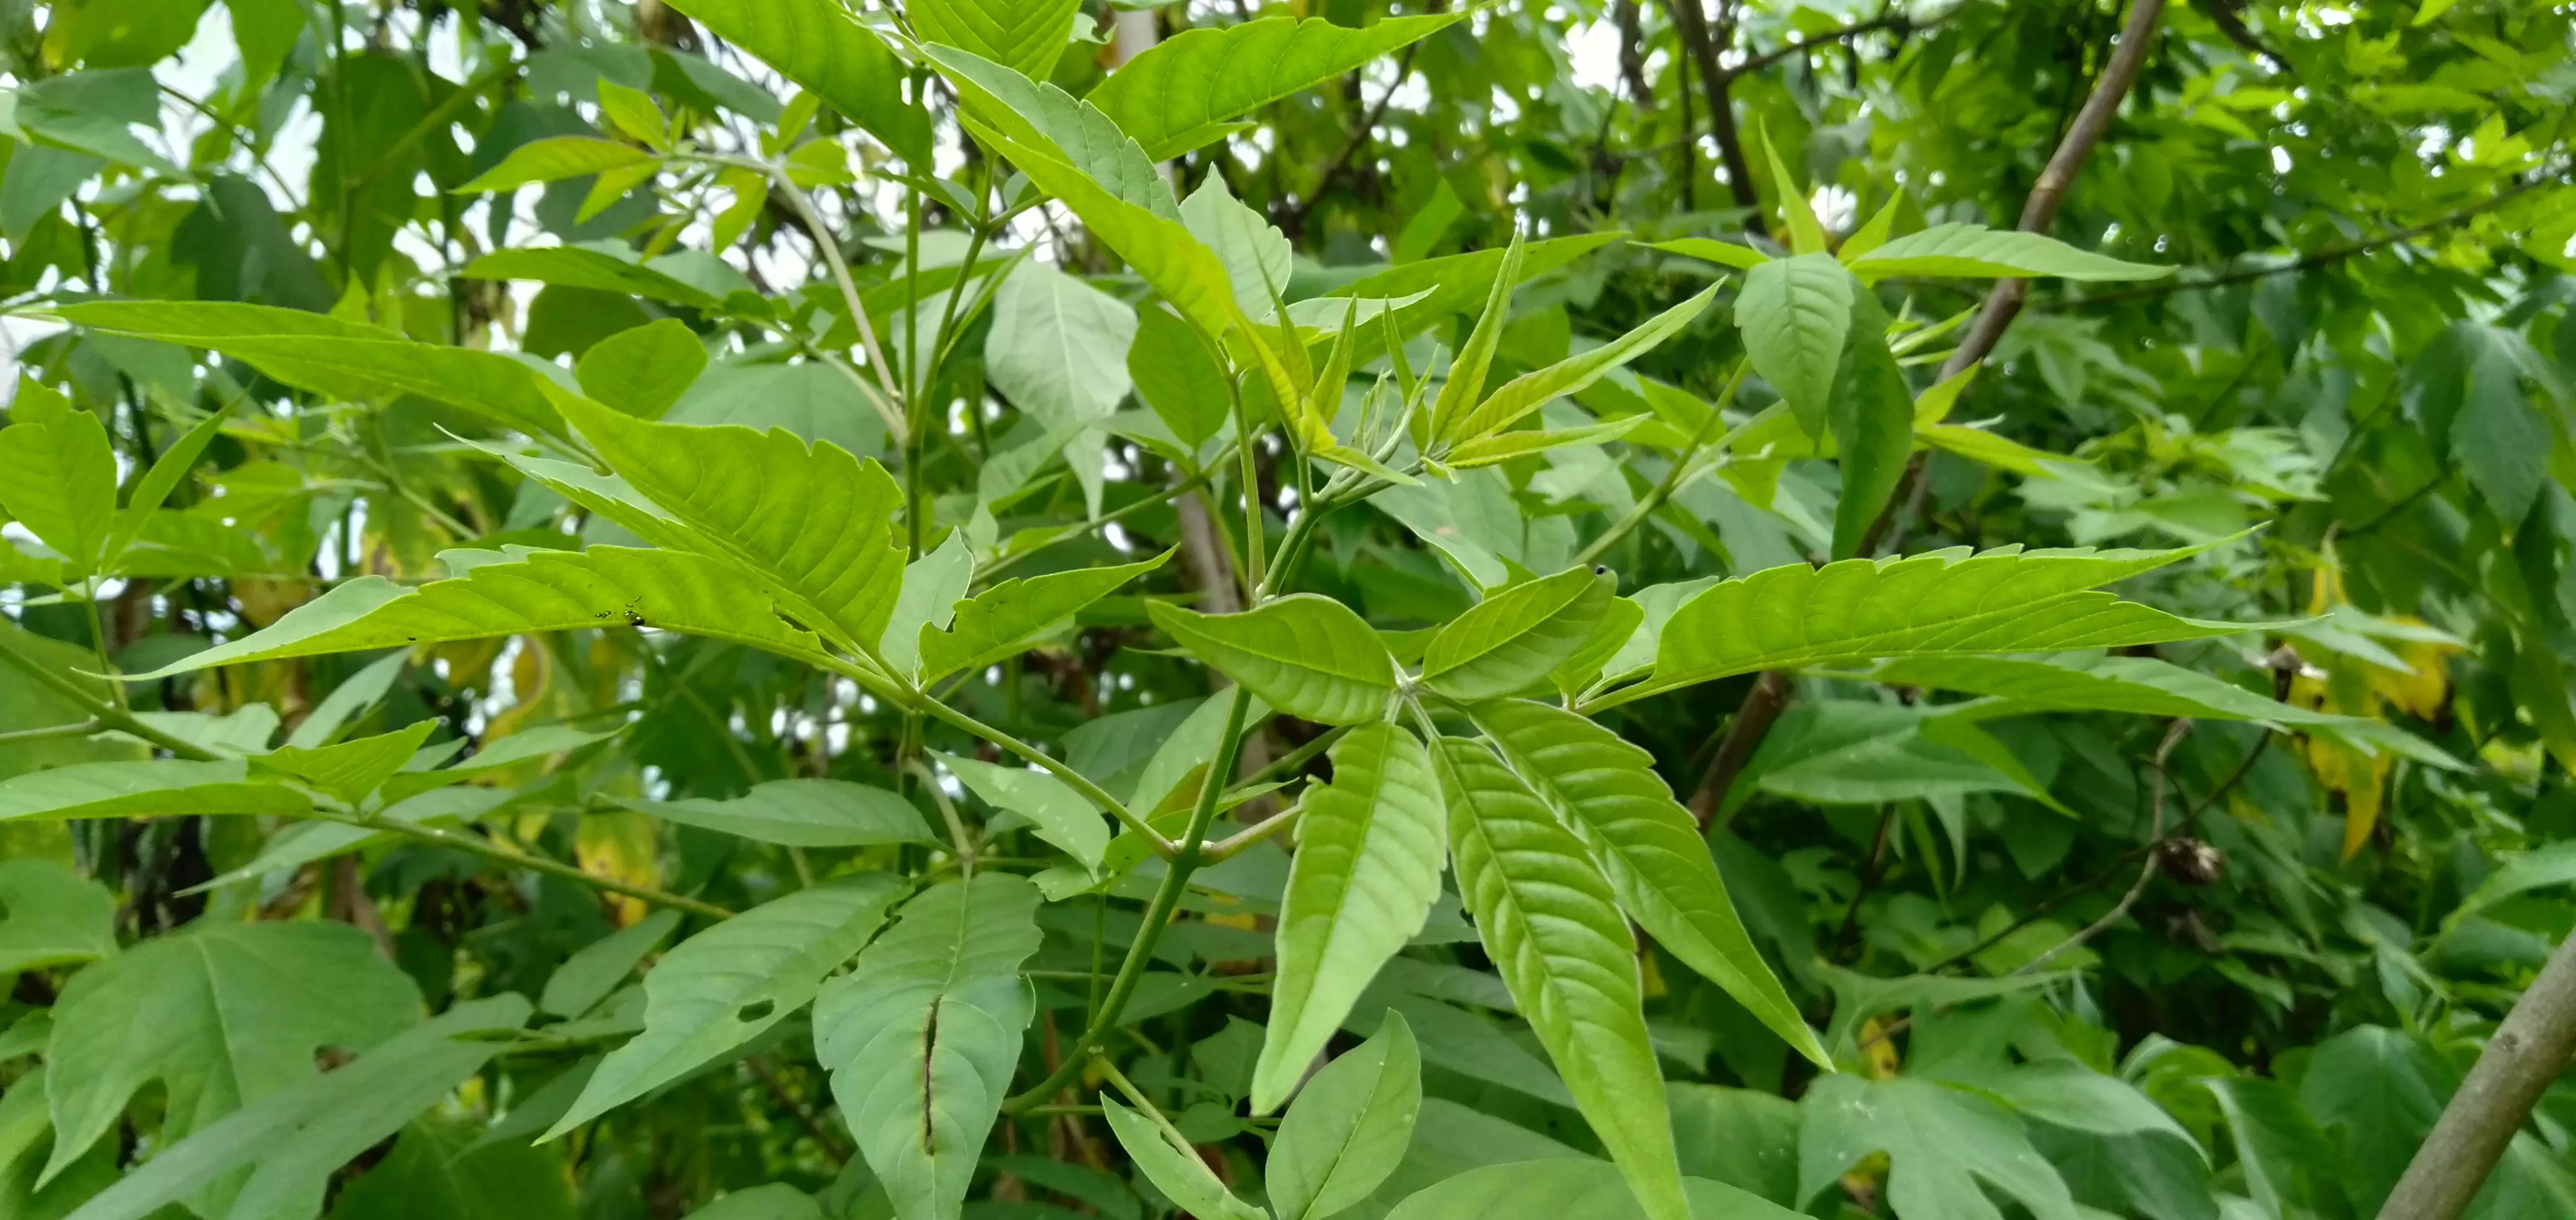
[{"x1": 2, "y1": 0, "x2": 2575, "y2": 1218}]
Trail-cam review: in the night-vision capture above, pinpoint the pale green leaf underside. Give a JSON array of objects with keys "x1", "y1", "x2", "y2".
[
  {"x1": 1267, "y1": 1013, "x2": 1422, "y2": 1220},
  {"x1": 1088, "y1": 14, "x2": 1464, "y2": 160},
  {"x1": 127, "y1": 546, "x2": 823, "y2": 680},
  {"x1": 0, "y1": 410, "x2": 116, "y2": 577},
  {"x1": 1734, "y1": 253, "x2": 1854, "y2": 435},
  {"x1": 926, "y1": 45, "x2": 1175, "y2": 220},
  {"x1": 1149, "y1": 595, "x2": 1398, "y2": 725},
  {"x1": 969, "y1": 129, "x2": 1240, "y2": 342},
  {"x1": 814, "y1": 875, "x2": 1043, "y2": 1220},
  {"x1": 616, "y1": 778, "x2": 939, "y2": 848},
  {"x1": 1848, "y1": 223, "x2": 2171, "y2": 282},
  {"x1": 936, "y1": 751, "x2": 1111, "y2": 871},
  {"x1": 0, "y1": 859, "x2": 118, "y2": 974},
  {"x1": 1097, "y1": 1097, "x2": 1266, "y2": 1220},
  {"x1": 546, "y1": 875, "x2": 905, "y2": 1139},
  {"x1": 1255, "y1": 724, "x2": 1445, "y2": 1113},
  {"x1": 1611, "y1": 541, "x2": 2260, "y2": 707},
  {"x1": 659, "y1": 0, "x2": 930, "y2": 163},
  {"x1": 1433, "y1": 737, "x2": 1688, "y2": 1220},
  {"x1": 1468, "y1": 700, "x2": 1826, "y2": 1069},
  {"x1": 912, "y1": 0, "x2": 1081, "y2": 81}
]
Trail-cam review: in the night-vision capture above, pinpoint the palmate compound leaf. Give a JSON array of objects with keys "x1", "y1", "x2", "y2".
[
  {"x1": 51, "y1": 300, "x2": 565, "y2": 437},
  {"x1": 42, "y1": 921, "x2": 424, "y2": 1187},
  {"x1": 1382, "y1": 1160, "x2": 1803, "y2": 1220},
  {"x1": 1798, "y1": 1074, "x2": 2079, "y2": 1220},
  {"x1": 545, "y1": 874, "x2": 906, "y2": 1139},
  {"x1": 814, "y1": 874, "x2": 1044, "y2": 1220},
  {"x1": 1148, "y1": 595, "x2": 1399, "y2": 725},
  {"x1": 123, "y1": 545, "x2": 826, "y2": 681},
  {"x1": 57, "y1": 995, "x2": 532, "y2": 1220},
  {"x1": 656, "y1": 0, "x2": 929, "y2": 163},
  {"x1": 1087, "y1": 14, "x2": 1466, "y2": 160},
  {"x1": 551, "y1": 392, "x2": 908, "y2": 664},
  {"x1": 1467, "y1": 700, "x2": 1829, "y2": 1070},
  {"x1": 915, "y1": 549, "x2": 1172, "y2": 684},
  {"x1": 1266, "y1": 1012, "x2": 1422, "y2": 1220},
  {"x1": 1420, "y1": 565, "x2": 1615, "y2": 702},
  {"x1": 1432, "y1": 736, "x2": 1689, "y2": 1220},
  {"x1": 1253, "y1": 724, "x2": 1446, "y2": 1113},
  {"x1": 1591, "y1": 539, "x2": 2270, "y2": 710},
  {"x1": 614, "y1": 778, "x2": 939, "y2": 848}
]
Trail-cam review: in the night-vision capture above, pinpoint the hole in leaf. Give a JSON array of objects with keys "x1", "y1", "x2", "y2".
[{"x1": 737, "y1": 998, "x2": 775, "y2": 1022}]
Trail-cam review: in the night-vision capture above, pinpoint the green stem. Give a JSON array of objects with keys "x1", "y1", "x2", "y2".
[
  {"x1": 1004, "y1": 686, "x2": 1253, "y2": 1113},
  {"x1": 0, "y1": 719, "x2": 100, "y2": 744},
  {"x1": 1094, "y1": 1055, "x2": 1195, "y2": 1148},
  {"x1": 1573, "y1": 362, "x2": 1759, "y2": 567},
  {"x1": 972, "y1": 462, "x2": 1219, "y2": 585},
  {"x1": 914, "y1": 694, "x2": 1167, "y2": 853},
  {"x1": 744, "y1": 157, "x2": 908, "y2": 440}
]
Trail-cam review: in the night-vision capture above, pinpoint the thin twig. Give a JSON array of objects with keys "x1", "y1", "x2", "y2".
[{"x1": 2014, "y1": 718, "x2": 2191, "y2": 975}]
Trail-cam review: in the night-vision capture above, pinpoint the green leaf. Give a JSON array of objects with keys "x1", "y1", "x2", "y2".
[
  {"x1": 913, "y1": 0, "x2": 1081, "y2": 80},
  {"x1": 1467, "y1": 699, "x2": 1826, "y2": 1070},
  {"x1": 546, "y1": 874, "x2": 906, "y2": 1138},
  {"x1": 1645, "y1": 237, "x2": 1770, "y2": 269},
  {"x1": 54, "y1": 301, "x2": 565, "y2": 436},
  {"x1": 105, "y1": 399, "x2": 230, "y2": 562},
  {"x1": 1825, "y1": 282, "x2": 1913, "y2": 559},
  {"x1": 2201, "y1": 1076, "x2": 2341, "y2": 1218},
  {"x1": 324, "y1": 1115, "x2": 580, "y2": 1220},
  {"x1": 1612, "y1": 541, "x2": 2263, "y2": 707},
  {"x1": 467, "y1": 248, "x2": 722, "y2": 309},
  {"x1": 0, "y1": 395, "x2": 116, "y2": 577},
  {"x1": 1735, "y1": 253, "x2": 1855, "y2": 438},
  {"x1": 1087, "y1": 14, "x2": 1465, "y2": 160},
  {"x1": 921, "y1": 45, "x2": 1177, "y2": 219},
  {"x1": 1847, "y1": 224, "x2": 2172, "y2": 281},
  {"x1": 1425, "y1": 232, "x2": 1525, "y2": 444},
  {"x1": 1871, "y1": 654, "x2": 2346, "y2": 726},
  {"x1": 248, "y1": 720, "x2": 435, "y2": 802},
  {"x1": 541, "y1": 908, "x2": 683, "y2": 1019},
  {"x1": 2448, "y1": 841, "x2": 2576, "y2": 929},
  {"x1": 1129, "y1": 304, "x2": 1232, "y2": 450},
  {"x1": 126, "y1": 546, "x2": 825, "y2": 679},
  {"x1": 1148, "y1": 595, "x2": 1398, "y2": 725},
  {"x1": 1255, "y1": 725, "x2": 1445, "y2": 1112},
  {"x1": 1382, "y1": 1160, "x2": 1801, "y2": 1220},
  {"x1": 1798, "y1": 1075, "x2": 2079, "y2": 1220},
  {"x1": 881, "y1": 531, "x2": 977, "y2": 676},
  {"x1": 814, "y1": 875, "x2": 1044, "y2": 1220},
  {"x1": 578, "y1": 319, "x2": 711, "y2": 419},
  {"x1": 1432, "y1": 736, "x2": 1687, "y2": 1220},
  {"x1": 2448, "y1": 322, "x2": 2550, "y2": 526},
  {"x1": 983, "y1": 260, "x2": 1141, "y2": 473},
  {"x1": 1445, "y1": 285, "x2": 1717, "y2": 448},
  {"x1": 1445, "y1": 414, "x2": 1647, "y2": 470},
  {"x1": 1757, "y1": 129, "x2": 1828, "y2": 255},
  {"x1": 1179, "y1": 173, "x2": 1293, "y2": 320},
  {"x1": 918, "y1": 551, "x2": 1170, "y2": 683},
  {"x1": 57, "y1": 996, "x2": 530, "y2": 1220},
  {"x1": 656, "y1": 0, "x2": 932, "y2": 163},
  {"x1": 616, "y1": 778, "x2": 939, "y2": 848},
  {"x1": 964, "y1": 128, "x2": 1242, "y2": 348},
  {"x1": 1421, "y1": 566, "x2": 1614, "y2": 701},
  {"x1": 42, "y1": 921, "x2": 424, "y2": 1185},
  {"x1": 0, "y1": 858, "x2": 116, "y2": 974},
  {"x1": 0, "y1": 759, "x2": 310, "y2": 821},
  {"x1": 1268, "y1": 1012, "x2": 1422, "y2": 1220},
  {"x1": 935, "y1": 751, "x2": 1110, "y2": 871},
  {"x1": 553, "y1": 393, "x2": 909, "y2": 661},
  {"x1": 681, "y1": 1185, "x2": 825, "y2": 1220},
  {"x1": 1097, "y1": 1097, "x2": 1265, "y2": 1220},
  {"x1": 456, "y1": 136, "x2": 658, "y2": 193}
]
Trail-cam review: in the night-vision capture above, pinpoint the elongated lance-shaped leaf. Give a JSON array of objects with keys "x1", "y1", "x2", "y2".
[
  {"x1": 916, "y1": 549, "x2": 1171, "y2": 683},
  {"x1": 53, "y1": 300, "x2": 565, "y2": 437},
  {"x1": 1445, "y1": 413, "x2": 1647, "y2": 469},
  {"x1": 546, "y1": 874, "x2": 905, "y2": 1138},
  {"x1": 1466, "y1": 699, "x2": 1827, "y2": 1068},
  {"x1": 911, "y1": 0, "x2": 1081, "y2": 81},
  {"x1": 248, "y1": 720, "x2": 437, "y2": 803},
  {"x1": 1431, "y1": 736, "x2": 1689, "y2": 1220},
  {"x1": 921, "y1": 44, "x2": 1175, "y2": 220},
  {"x1": 1443, "y1": 284, "x2": 1718, "y2": 448},
  {"x1": 1097, "y1": 1097, "x2": 1267, "y2": 1220},
  {"x1": 1758, "y1": 126, "x2": 1829, "y2": 256},
  {"x1": 658, "y1": 0, "x2": 930, "y2": 163},
  {"x1": 464, "y1": 248, "x2": 724, "y2": 310},
  {"x1": 1645, "y1": 237, "x2": 1769, "y2": 269},
  {"x1": 106, "y1": 400, "x2": 230, "y2": 562},
  {"x1": 615, "y1": 778, "x2": 940, "y2": 848},
  {"x1": 1426, "y1": 232, "x2": 1525, "y2": 443},
  {"x1": 1598, "y1": 539, "x2": 2268, "y2": 709},
  {"x1": 552, "y1": 393, "x2": 907, "y2": 661},
  {"x1": 1088, "y1": 14, "x2": 1464, "y2": 159},
  {"x1": 0, "y1": 759, "x2": 311, "y2": 821},
  {"x1": 1422, "y1": 566, "x2": 1616, "y2": 702},
  {"x1": 1734, "y1": 253, "x2": 1854, "y2": 439},
  {"x1": 1254, "y1": 725, "x2": 1445, "y2": 1113},
  {"x1": 1825, "y1": 280, "x2": 1913, "y2": 560},
  {"x1": 815, "y1": 876, "x2": 1043, "y2": 1220},
  {"x1": 56, "y1": 995, "x2": 531, "y2": 1220},
  {"x1": 965, "y1": 129, "x2": 1236, "y2": 341},
  {"x1": 1268, "y1": 1012, "x2": 1423, "y2": 1220},
  {"x1": 454, "y1": 136, "x2": 658, "y2": 193},
  {"x1": 1847, "y1": 224, "x2": 2172, "y2": 281},
  {"x1": 124, "y1": 546, "x2": 825, "y2": 680},
  {"x1": 1147, "y1": 595, "x2": 1398, "y2": 725}
]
